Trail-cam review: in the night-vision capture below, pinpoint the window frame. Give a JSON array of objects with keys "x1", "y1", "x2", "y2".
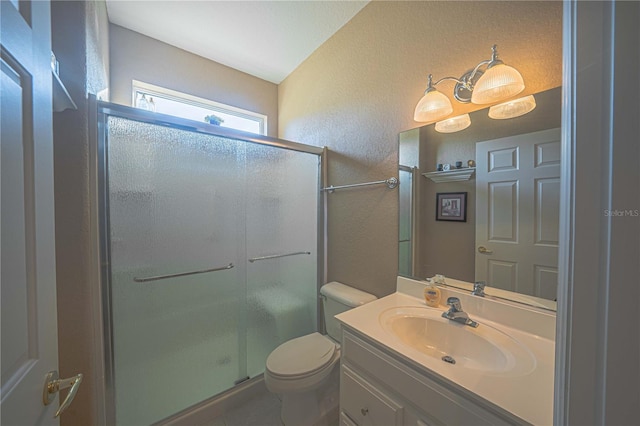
[{"x1": 131, "y1": 80, "x2": 268, "y2": 135}]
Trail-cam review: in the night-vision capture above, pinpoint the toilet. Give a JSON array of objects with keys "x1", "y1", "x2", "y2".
[{"x1": 264, "y1": 281, "x2": 377, "y2": 425}]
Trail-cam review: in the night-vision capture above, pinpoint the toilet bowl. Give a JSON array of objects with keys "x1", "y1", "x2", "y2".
[
  {"x1": 265, "y1": 333, "x2": 339, "y2": 393},
  {"x1": 264, "y1": 282, "x2": 376, "y2": 425}
]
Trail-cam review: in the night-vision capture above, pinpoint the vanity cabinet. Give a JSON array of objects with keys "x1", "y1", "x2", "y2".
[{"x1": 339, "y1": 328, "x2": 526, "y2": 426}]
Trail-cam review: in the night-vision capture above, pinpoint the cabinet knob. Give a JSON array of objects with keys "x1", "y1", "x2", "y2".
[{"x1": 361, "y1": 407, "x2": 369, "y2": 416}]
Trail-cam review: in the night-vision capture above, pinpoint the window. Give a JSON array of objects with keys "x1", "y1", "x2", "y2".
[{"x1": 132, "y1": 80, "x2": 267, "y2": 135}]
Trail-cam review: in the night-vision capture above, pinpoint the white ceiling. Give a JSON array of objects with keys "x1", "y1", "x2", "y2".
[{"x1": 106, "y1": 0, "x2": 370, "y2": 84}]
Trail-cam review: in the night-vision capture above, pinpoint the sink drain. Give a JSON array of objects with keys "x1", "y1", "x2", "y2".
[{"x1": 442, "y1": 355, "x2": 456, "y2": 365}]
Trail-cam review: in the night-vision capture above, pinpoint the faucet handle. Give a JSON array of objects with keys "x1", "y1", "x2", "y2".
[
  {"x1": 446, "y1": 297, "x2": 462, "y2": 311},
  {"x1": 472, "y1": 281, "x2": 486, "y2": 297}
]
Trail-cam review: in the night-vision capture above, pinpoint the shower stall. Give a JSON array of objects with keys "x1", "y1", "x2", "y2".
[{"x1": 96, "y1": 103, "x2": 324, "y2": 425}]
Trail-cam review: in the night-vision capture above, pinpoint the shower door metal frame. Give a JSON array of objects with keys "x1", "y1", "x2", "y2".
[{"x1": 91, "y1": 99, "x2": 326, "y2": 425}]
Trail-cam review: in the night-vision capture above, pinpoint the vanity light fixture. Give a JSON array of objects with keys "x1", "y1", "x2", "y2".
[
  {"x1": 434, "y1": 114, "x2": 471, "y2": 133},
  {"x1": 414, "y1": 44, "x2": 525, "y2": 123},
  {"x1": 413, "y1": 74, "x2": 454, "y2": 122},
  {"x1": 488, "y1": 95, "x2": 537, "y2": 119}
]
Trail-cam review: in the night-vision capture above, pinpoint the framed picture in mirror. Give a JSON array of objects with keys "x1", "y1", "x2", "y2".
[{"x1": 436, "y1": 192, "x2": 467, "y2": 222}]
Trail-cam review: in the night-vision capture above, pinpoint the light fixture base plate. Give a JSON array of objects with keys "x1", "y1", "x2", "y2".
[{"x1": 454, "y1": 69, "x2": 484, "y2": 103}]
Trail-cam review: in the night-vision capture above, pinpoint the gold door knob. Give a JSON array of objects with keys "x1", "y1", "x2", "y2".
[
  {"x1": 477, "y1": 246, "x2": 494, "y2": 254},
  {"x1": 43, "y1": 371, "x2": 83, "y2": 417}
]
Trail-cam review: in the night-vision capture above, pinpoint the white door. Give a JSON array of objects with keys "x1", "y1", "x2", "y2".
[
  {"x1": 1, "y1": 1, "x2": 75, "y2": 424},
  {"x1": 475, "y1": 128, "x2": 560, "y2": 299}
]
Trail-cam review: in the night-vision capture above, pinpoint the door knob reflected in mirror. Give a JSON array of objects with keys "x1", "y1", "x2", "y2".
[{"x1": 478, "y1": 246, "x2": 494, "y2": 254}]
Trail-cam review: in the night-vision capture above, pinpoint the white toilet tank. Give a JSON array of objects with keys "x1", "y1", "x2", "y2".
[{"x1": 320, "y1": 282, "x2": 377, "y2": 341}]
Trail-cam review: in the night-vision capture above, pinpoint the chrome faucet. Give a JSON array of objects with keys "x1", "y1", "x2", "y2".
[
  {"x1": 472, "y1": 281, "x2": 486, "y2": 297},
  {"x1": 442, "y1": 297, "x2": 479, "y2": 327}
]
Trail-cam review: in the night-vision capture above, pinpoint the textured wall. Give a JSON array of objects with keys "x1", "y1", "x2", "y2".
[
  {"x1": 109, "y1": 25, "x2": 279, "y2": 137},
  {"x1": 278, "y1": 1, "x2": 562, "y2": 297},
  {"x1": 51, "y1": 1, "x2": 110, "y2": 425}
]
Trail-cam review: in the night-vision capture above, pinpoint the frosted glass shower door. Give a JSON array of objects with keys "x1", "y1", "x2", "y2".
[
  {"x1": 101, "y1": 106, "x2": 322, "y2": 426},
  {"x1": 244, "y1": 145, "x2": 319, "y2": 377},
  {"x1": 106, "y1": 117, "x2": 247, "y2": 425}
]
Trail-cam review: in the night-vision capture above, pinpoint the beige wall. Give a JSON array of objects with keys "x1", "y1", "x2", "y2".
[
  {"x1": 51, "y1": 1, "x2": 110, "y2": 425},
  {"x1": 109, "y1": 25, "x2": 279, "y2": 137},
  {"x1": 279, "y1": 1, "x2": 562, "y2": 297},
  {"x1": 417, "y1": 87, "x2": 561, "y2": 282}
]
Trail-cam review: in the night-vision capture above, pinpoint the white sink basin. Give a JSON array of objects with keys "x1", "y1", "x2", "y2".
[{"x1": 379, "y1": 306, "x2": 536, "y2": 376}]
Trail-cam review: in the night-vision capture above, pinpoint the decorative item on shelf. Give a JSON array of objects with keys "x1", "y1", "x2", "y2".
[
  {"x1": 442, "y1": 164, "x2": 451, "y2": 171},
  {"x1": 436, "y1": 192, "x2": 467, "y2": 222},
  {"x1": 436, "y1": 163, "x2": 444, "y2": 171},
  {"x1": 413, "y1": 45, "x2": 535, "y2": 131},
  {"x1": 455, "y1": 161, "x2": 463, "y2": 169},
  {"x1": 205, "y1": 114, "x2": 224, "y2": 125},
  {"x1": 467, "y1": 159, "x2": 476, "y2": 168}
]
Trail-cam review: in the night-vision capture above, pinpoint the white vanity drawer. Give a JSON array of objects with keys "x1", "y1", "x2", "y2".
[{"x1": 341, "y1": 365, "x2": 404, "y2": 425}]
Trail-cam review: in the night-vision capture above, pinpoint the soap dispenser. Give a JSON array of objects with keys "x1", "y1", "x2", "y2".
[{"x1": 424, "y1": 279, "x2": 441, "y2": 307}]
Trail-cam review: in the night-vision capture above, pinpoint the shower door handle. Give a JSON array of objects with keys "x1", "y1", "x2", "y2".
[{"x1": 133, "y1": 263, "x2": 234, "y2": 282}]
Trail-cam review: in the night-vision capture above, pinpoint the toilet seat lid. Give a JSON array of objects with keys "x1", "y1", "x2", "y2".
[{"x1": 266, "y1": 332, "x2": 337, "y2": 378}]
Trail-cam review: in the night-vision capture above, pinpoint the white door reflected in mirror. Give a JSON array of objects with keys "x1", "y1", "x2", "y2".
[{"x1": 475, "y1": 128, "x2": 560, "y2": 300}]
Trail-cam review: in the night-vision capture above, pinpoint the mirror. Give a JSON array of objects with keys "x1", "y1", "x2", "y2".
[{"x1": 399, "y1": 87, "x2": 561, "y2": 310}]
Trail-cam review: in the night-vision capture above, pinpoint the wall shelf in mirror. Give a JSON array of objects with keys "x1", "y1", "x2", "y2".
[
  {"x1": 422, "y1": 167, "x2": 475, "y2": 183},
  {"x1": 52, "y1": 70, "x2": 77, "y2": 112}
]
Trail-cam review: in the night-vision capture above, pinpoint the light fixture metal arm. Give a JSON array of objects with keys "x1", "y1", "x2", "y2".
[
  {"x1": 466, "y1": 59, "x2": 492, "y2": 84},
  {"x1": 432, "y1": 76, "x2": 467, "y2": 86},
  {"x1": 431, "y1": 58, "x2": 491, "y2": 95},
  {"x1": 466, "y1": 45, "x2": 504, "y2": 82}
]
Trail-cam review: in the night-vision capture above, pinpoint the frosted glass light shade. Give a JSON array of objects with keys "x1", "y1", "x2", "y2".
[
  {"x1": 471, "y1": 63, "x2": 525, "y2": 104},
  {"x1": 489, "y1": 95, "x2": 537, "y2": 119},
  {"x1": 435, "y1": 114, "x2": 471, "y2": 133},
  {"x1": 414, "y1": 89, "x2": 453, "y2": 122}
]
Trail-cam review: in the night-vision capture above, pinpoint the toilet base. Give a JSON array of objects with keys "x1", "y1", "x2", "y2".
[{"x1": 279, "y1": 367, "x2": 339, "y2": 426}]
